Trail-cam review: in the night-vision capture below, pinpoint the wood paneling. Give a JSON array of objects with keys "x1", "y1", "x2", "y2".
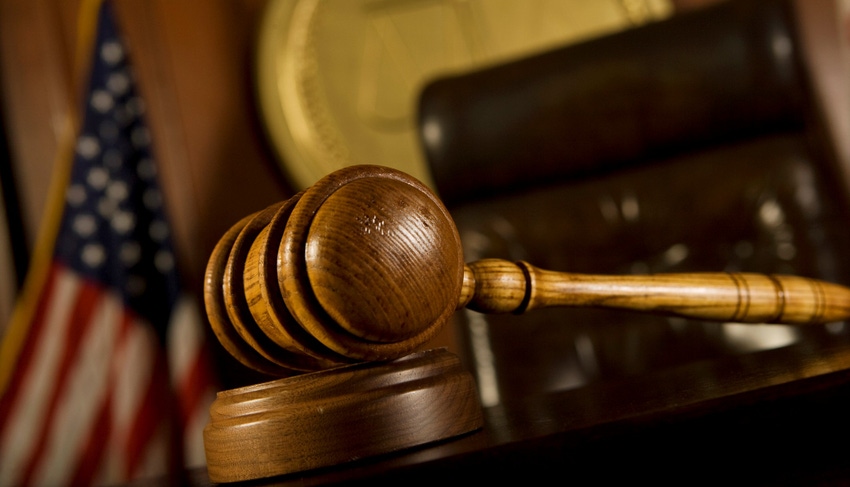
[
  {"x1": 0, "y1": 0, "x2": 78, "y2": 334},
  {"x1": 0, "y1": 0, "x2": 77, "y2": 254}
]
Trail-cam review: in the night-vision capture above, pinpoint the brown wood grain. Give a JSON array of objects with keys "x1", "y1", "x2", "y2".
[
  {"x1": 204, "y1": 348, "x2": 482, "y2": 483},
  {"x1": 0, "y1": 0, "x2": 78, "y2": 252},
  {"x1": 462, "y1": 259, "x2": 850, "y2": 323}
]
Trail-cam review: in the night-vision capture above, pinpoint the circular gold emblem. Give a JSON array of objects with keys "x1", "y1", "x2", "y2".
[{"x1": 256, "y1": 0, "x2": 671, "y2": 190}]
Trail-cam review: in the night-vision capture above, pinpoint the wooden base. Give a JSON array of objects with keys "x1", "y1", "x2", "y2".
[{"x1": 203, "y1": 349, "x2": 483, "y2": 483}]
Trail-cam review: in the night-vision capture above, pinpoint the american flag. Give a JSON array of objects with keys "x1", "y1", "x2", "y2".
[{"x1": 0, "y1": 2, "x2": 217, "y2": 484}]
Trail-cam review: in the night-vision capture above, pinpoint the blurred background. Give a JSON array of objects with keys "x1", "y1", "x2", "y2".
[
  {"x1": 4, "y1": 0, "x2": 849, "y2": 382},
  {"x1": 0, "y1": 0, "x2": 701, "y2": 380},
  {"x1": 2, "y1": 0, "x2": 850, "y2": 480}
]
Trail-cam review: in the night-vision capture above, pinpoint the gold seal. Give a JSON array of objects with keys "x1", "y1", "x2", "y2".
[{"x1": 256, "y1": 0, "x2": 672, "y2": 190}]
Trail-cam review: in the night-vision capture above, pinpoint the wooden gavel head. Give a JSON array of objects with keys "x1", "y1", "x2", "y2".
[{"x1": 205, "y1": 165, "x2": 464, "y2": 375}]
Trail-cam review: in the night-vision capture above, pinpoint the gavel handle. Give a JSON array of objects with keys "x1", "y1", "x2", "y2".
[{"x1": 459, "y1": 259, "x2": 850, "y2": 325}]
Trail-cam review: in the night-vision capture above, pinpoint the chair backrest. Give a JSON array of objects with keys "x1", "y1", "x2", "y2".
[{"x1": 417, "y1": 0, "x2": 850, "y2": 403}]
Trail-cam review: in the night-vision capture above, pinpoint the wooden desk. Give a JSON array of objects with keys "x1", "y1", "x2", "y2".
[{"x1": 176, "y1": 330, "x2": 850, "y2": 485}]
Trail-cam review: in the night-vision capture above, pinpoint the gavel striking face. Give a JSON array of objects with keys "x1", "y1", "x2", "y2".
[
  {"x1": 205, "y1": 165, "x2": 850, "y2": 375},
  {"x1": 205, "y1": 165, "x2": 463, "y2": 375}
]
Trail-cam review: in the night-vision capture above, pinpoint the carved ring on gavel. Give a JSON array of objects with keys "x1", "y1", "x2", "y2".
[{"x1": 205, "y1": 164, "x2": 850, "y2": 376}]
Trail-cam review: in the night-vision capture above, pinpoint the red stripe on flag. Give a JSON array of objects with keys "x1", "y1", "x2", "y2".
[
  {"x1": 18, "y1": 275, "x2": 103, "y2": 486},
  {"x1": 0, "y1": 265, "x2": 61, "y2": 438},
  {"x1": 68, "y1": 311, "x2": 133, "y2": 485},
  {"x1": 69, "y1": 392, "x2": 112, "y2": 486},
  {"x1": 178, "y1": 339, "x2": 214, "y2": 428},
  {"x1": 123, "y1": 344, "x2": 173, "y2": 479}
]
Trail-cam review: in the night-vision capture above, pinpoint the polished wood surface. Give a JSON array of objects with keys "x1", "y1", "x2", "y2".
[
  {"x1": 205, "y1": 164, "x2": 850, "y2": 375},
  {"x1": 182, "y1": 333, "x2": 850, "y2": 485},
  {"x1": 461, "y1": 259, "x2": 850, "y2": 324},
  {"x1": 204, "y1": 349, "x2": 482, "y2": 483},
  {"x1": 304, "y1": 341, "x2": 850, "y2": 485},
  {"x1": 205, "y1": 204, "x2": 296, "y2": 377},
  {"x1": 205, "y1": 165, "x2": 464, "y2": 373},
  {"x1": 279, "y1": 166, "x2": 463, "y2": 362}
]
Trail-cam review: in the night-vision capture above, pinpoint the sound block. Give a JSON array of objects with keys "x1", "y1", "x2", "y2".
[{"x1": 204, "y1": 349, "x2": 483, "y2": 483}]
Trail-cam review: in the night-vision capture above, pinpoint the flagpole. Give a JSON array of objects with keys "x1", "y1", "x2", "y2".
[{"x1": 0, "y1": 0, "x2": 104, "y2": 395}]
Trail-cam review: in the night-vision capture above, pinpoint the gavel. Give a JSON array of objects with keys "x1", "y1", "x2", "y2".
[
  {"x1": 203, "y1": 164, "x2": 850, "y2": 482},
  {"x1": 205, "y1": 164, "x2": 850, "y2": 376}
]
